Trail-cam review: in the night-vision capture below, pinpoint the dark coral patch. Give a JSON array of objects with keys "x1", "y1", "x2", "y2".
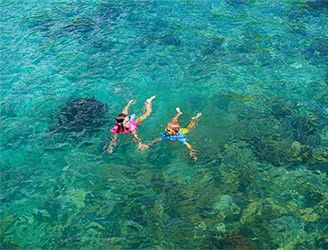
[
  {"x1": 52, "y1": 98, "x2": 107, "y2": 134},
  {"x1": 60, "y1": 18, "x2": 95, "y2": 35},
  {"x1": 305, "y1": 38, "x2": 328, "y2": 65},
  {"x1": 96, "y1": 3, "x2": 123, "y2": 22},
  {"x1": 27, "y1": 17, "x2": 55, "y2": 32},
  {"x1": 205, "y1": 230, "x2": 257, "y2": 250},
  {"x1": 159, "y1": 35, "x2": 182, "y2": 46},
  {"x1": 225, "y1": 0, "x2": 248, "y2": 6},
  {"x1": 202, "y1": 37, "x2": 226, "y2": 57},
  {"x1": 306, "y1": 0, "x2": 328, "y2": 11}
]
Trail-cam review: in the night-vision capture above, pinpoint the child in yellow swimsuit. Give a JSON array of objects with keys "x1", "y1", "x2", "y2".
[{"x1": 142, "y1": 107, "x2": 202, "y2": 160}]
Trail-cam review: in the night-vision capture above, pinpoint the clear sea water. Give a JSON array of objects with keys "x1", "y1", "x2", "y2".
[{"x1": 1, "y1": 0, "x2": 327, "y2": 249}]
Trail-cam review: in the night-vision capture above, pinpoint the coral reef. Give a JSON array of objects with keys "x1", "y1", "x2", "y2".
[{"x1": 51, "y1": 98, "x2": 107, "y2": 134}]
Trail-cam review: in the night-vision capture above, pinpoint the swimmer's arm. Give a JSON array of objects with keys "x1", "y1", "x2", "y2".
[
  {"x1": 185, "y1": 142, "x2": 197, "y2": 161},
  {"x1": 137, "y1": 137, "x2": 162, "y2": 150},
  {"x1": 107, "y1": 134, "x2": 117, "y2": 154},
  {"x1": 145, "y1": 138, "x2": 162, "y2": 147},
  {"x1": 133, "y1": 133, "x2": 143, "y2": 147}
]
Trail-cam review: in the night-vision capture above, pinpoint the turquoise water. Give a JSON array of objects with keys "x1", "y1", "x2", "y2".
[{"x1": 1, "y1": 0, "x2": 328, "y2": 249}]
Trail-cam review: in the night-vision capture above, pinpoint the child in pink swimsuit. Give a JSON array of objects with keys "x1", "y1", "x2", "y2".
[{"x1": 107, "y1": 96, "x2": 156, "y2": 153}]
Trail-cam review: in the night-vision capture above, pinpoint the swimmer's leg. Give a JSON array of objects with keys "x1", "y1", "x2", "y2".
[
  {"x1": 133, "y1": 133, "x2": 147, "y2": 150},
  {"x1": 122, "y1": 99, "x2": 136, "y2": 114},
  {"x1": 170, "y1": 107, "x2": 183, "y2": 124},
  {"x1": 137, "y1": 96, "x2": 156, "y2": 122},
  {"x1": 185, "y1": 112, "x2": 202, "y2": 132}
]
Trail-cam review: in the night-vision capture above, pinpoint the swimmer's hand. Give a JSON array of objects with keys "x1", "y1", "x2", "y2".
[
  {"x1": 107, "y1": 145, "x2": 114, "y2": 154},
  {"x1": 176, "y1": 107, "x2": 182, "y2": 114},
  {"x1": 190, "y1": 150, "x2": 197, "y2": 161},
  {"x1": 137, "y1": 143, "x2": 149, "y2": 151},
  {"x1": 137, "y1": 138, "x2": 161, "y2": 151}
]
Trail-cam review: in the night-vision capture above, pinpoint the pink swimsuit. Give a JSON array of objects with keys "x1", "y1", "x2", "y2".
[{"x1": 110, "y1": 115, "x2": 140, "y2": 134}]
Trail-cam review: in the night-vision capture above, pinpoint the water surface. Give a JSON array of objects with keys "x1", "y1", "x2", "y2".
[{"x1": 1, "y1": 0, "x2": 328, "y2": 249}]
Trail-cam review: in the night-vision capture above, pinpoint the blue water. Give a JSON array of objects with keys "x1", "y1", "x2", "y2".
[{"x1": 1, "y1": 0, "x2": 327, "y2": 249}]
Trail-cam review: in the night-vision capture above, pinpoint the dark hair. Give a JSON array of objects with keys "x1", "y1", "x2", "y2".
[{"x1": 115, "y1": 113, "x2": 128, "y2": 133}]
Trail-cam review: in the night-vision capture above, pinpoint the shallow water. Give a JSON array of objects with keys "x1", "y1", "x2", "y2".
[{"x1": 1, "y1": 0, "x2": 327, "y2": 249}]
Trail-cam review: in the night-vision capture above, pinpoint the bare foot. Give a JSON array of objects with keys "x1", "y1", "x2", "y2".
[
  {"x1": 176, "y1": 107, "x2": 182, "y2": 114},
  {"x1": 146, "y1": 96, "x2": 156, "y2": 103},
  {"x1": 128, "y1": 99, "x2": 136, "y2": 105},
  {"x1": 192, "y1": 112, "x2": 202, "y2": 120}
]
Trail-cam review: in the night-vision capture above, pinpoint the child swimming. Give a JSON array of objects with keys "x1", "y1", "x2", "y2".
[
  {"x1": 107, "y1": 96, "x2": 156, "y2": 153},
  {"x1": 143, "y1": 107, "x2": 202, "y2": 160}
]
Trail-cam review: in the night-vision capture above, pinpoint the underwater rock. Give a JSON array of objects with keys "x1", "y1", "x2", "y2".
[
  {"x1": 222, "y1": 141, "x2": 257, "y2": 167},
  {"x1": 143, "y1": 33, "x2": 182, "y2": 47},
  {"x1": 150, "y1": 173, "x2": 166, "y2": 194},
  {"x1": 96, "y1": 3, "x2": 123, "y2": 22},
  {"x1": 306, "y1": 0, "x2": 328, "y2": 11},
  {"x1": 312, "y1": 146, "x2": 328, "y2": 164},
  {"x1": 250, "y1": 98, "x2": 328, "y2": 165},
  {"x1": 27, "y1": 17, "x2": 55, "y2": 32},
  {"x1": 0, "y1": 100, "x2": 17, "y2": 118},
  {"x1": 202, "y1": 37, "x2": 226, "y2": 57},
  {"x1": 205, "y1": 230, "x2": 255, "y2": 250},
  {"x1": 290, "y1": 141, "x2": 303, "y2": 155},
  {"x1": 215, "y1": 222, "x2": 226, "y2": 234},
  {"x1": 269, "y1": 98, "x2": 324, "y2": 147},
  {"x1": 305, "y1": 38, "x2": 328, "y2": 65},
  {"x1": 60, "y1": 188, "x2": 86, "y2": 210},
  {"x1": 319, "y1": 126, "x2": 328, "y2": 144},
  {"x1": 122, "y1": 220, "x2": 145, "y2": 233},
  {"x1": 288, "y1": 22, "x2": 308, "y2": 37},
  {"x1": 52, "y1": 98, "x2": 107, "y2": 134},
  {"x1": 165, "y1": 218, "x2": 196, "y2": 246},
  {"x1": 60, "y1": 18, "x2": 95, "y2": 34},
  {"x1": 270, "y1": 99, "x2": 294, "y2": 119},
  {"x1": 241, "y1": 199, "x2": 287, "y2": 225},
  {"x1": 300, "y1": 208, "x2": 320, "y2": 222},
  {"x1": 287, "y1": 141, "x2": 311, "y2": 163},
  {"x1": 268, "y1": 215, "x2": 304, "y2": 248},
  {"x1": 246, "y1": 136, "x2": 284, "y2": 166},
  {"x1": 223, "y1": 93, "x2": 256, "y2": 102},
  {"x1": 29, "y1": 16, "x2": 95, "y2": 37},
  {"x1": 291, "y1": 115, "x2": 319, "y2": 143},
  {"x1": 225, "y1": 0, "x2": 248, "y2": 6},
  {"x1": 213, "y1": 195, "x2": 240, "y2": 219},
  {"x1": 91, "y1": 39, "x2": 115, "y2": 52},
  {"x1": 226, "y1": 233, "x2": 254, "y2": 250},
  {"x1": 32, "y1": 209, "x2": 51, "y2": 221},
  {"x1": 159, "y1": 36, "x2": 181, "y2": 46}
]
